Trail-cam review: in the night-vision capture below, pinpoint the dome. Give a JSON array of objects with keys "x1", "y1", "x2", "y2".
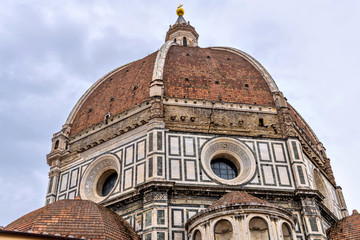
[
  {"x1": 45, "y1": 9, "x2": 348, "y2": 240},
  {"x1": 4, "y1": 199, "x2": 140, "y2": 240},
  {"x1": 69, "y1": 51, "x2": 158, "y2": 136},
  {"x1": 327, "y1": 210, "x2": 360, "y2": 239},
  {"x1": 67, "y1": 45, "x2": 278, "y2": 137},
  {"x1": 185, "y1": 191, "x2": 295, "y2": 239},
  {"x1": 208, "y1": 191, "x2": 269, "y2": 210}
]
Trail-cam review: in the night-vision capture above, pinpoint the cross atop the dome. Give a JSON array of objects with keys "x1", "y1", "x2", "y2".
[{"x1": 165, "y1": 5, "x2": 199, "y2": 47}]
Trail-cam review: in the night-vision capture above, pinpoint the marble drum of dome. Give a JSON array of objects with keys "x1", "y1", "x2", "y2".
[
  {"x1": 80, "y1": 154, "x2": 120, "y2": 202},
  {"x1": 200, "y1": 137, "x2": 256, "y2": 185}
]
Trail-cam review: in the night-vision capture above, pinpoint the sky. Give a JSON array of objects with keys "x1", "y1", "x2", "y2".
[{"x1": 0, "y1": 0, "x2": 359, "y2": 226}]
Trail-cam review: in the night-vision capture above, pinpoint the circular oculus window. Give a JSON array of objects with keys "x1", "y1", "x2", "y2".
[
  {"x1": 96, "y1": 170, "x2": 118, "y2": 197},
  {"x1": 200, "y1": 138, "x2": 256, "y2": 185},
  {"x1": 211, "y1": 158, "x2": 238, "y2": 180},
  {"x1": 80, "y1": 155, "x2": 120, "y2": 202}
]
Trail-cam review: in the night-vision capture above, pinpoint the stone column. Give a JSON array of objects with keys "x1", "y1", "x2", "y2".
[
  {"x1": 201, "y1": 220, "x2": 211, "y2": 240},
  {"x1": 335, "y1": 186, "x2": 349, "y2": 217},
  {"x1": 270, "y1": 215, "x2": 280, "y2": 240},
  {"x1": 299, "y1": 197, "x2": 327, "y2": 240},
  {"x1": 234, "y1": 213, "x2": 247, "y2": 240},
  {"x1": 45, "y1": 168, "x2": 60, "y2": 204}
]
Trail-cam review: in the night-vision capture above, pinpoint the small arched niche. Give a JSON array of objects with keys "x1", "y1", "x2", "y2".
[
  {"x1": 214, "y1": 219, "x2": 233, "y2": 240},
  {"x1": 282, "y1": 223, "x2": 293, "y2": 240},
  {"x1": 54, "y1": 140, "x2": 59, "y2": 150},
  {"x1": 249, "y1": 217, "x2": 269, "y2": 240},
  {"x1": 193, "y1": 230, "x2": 201, "y2": 240}
]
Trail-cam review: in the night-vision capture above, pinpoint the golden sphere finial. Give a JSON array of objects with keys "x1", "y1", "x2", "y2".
[{"x1": 176, "y1": 4, "x2": 184, "y2": 16}]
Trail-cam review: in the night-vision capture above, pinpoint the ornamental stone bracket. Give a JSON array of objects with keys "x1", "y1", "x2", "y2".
[
  {"x1": 149, "y1": 97, "x2": 164, "y2": 120},
  {"x1": 277, "y1": 106, "x2": 296, "y2": 138}
]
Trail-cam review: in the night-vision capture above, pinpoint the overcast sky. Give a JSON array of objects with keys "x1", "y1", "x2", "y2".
[{"x1": 1, "y1": 0, "x2": 359, "y2": 226}]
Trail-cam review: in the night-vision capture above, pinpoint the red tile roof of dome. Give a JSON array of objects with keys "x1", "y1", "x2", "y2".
[
  {"x1": 70, "y1": 51, "x2": 158, "y2": 136},
  {"x1": 327, "y1": 210, "x2": 360, "y2": 240},
  {"x1": 68, "y1": 45, "x2": 275, "y2": 136},
  {"x1": 163, "y1": 46, "x2": 275, "y2": 105},
  {"x1": 208, "y1": 191, "x2": 269, "y2": 210},
  {"x1": 5, "y1": 199, "x2": 140, "y2": 240}
]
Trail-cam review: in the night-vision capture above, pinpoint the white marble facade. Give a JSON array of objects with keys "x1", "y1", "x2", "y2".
[{"x1": 47, "y1": 126, "x2": 341, "y2": 240}]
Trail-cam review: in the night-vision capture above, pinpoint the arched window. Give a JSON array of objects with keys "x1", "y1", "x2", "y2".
[
  {"x1": 214, "y1": 219, "x2": 233, "y2": 240},
  {"x1": 193, "y1": 230, "x2": 201, "y2": 240},
  {"x1": 183, "y1": 37, "x2": 187, "y2": 46},
  {"x1": 54, "y1": 140, "x2": 59, "y2": 150},
  {"x1": 282, "y1": 223, "x2": 292, "y2": 240},
  {"x1": 249, "y1": 217, "x2": 269, "y2": 240}
]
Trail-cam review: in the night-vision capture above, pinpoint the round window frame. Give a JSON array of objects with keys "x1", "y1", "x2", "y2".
[
  {"x1": 200, "y1": 137, "x2": 256, "y2": 186},
  {"x1": 95, "y1": 168, "x2": 118, "y2": 197},
  {"x1": 80, "y1": 154, "x2": 120, "y2": 202},
  {"x1": 210, "y1": 154, "x2": 241, "y2": 180}
]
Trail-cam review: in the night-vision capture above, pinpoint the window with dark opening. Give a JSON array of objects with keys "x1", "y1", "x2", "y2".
[
  {"x1": 105, "y1": 114, "x2": 110, "y2": 124},
  {"x1": 211, "y1": 158, "x2": 238, "y2": 180},
  {"x1": 259, "y1": 118, "x2": 264, "y2": 127},
  {"x1": 54, "y1": 140, "x2": 59, "y2": 150},
  {"x1": 102, "y1": 172, "x2": 118, "y2": 196},
  {"x1": 183, "y1": 37, "x2": 187, "y2": 46}
]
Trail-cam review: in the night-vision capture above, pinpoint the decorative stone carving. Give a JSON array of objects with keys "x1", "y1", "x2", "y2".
[{"x1": 79, "y1": 155, "x2": 120, "y2": 203}]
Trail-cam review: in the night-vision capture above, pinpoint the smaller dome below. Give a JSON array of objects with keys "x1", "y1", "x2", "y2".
[
  {"x1": 327, "y1": 209, "x2": 360, "y2": 240},
  {"x1": 208, "y1": 191, "x2": 269, "y2": 210},
  {"x1": 5, "y1": 199, "x2": 140, "y2": 240}
]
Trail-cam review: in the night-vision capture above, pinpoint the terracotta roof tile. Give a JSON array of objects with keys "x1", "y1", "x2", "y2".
[
  {"x1": 70, "y1": 51, "x2": 158, "y2": 136},
  {"x1": 208, "y1": 191, "x2": 268, "y2": 210},
  {"x1": 5, "y1": 199, "x2": 140, "y2": 240},
  {"x1": 163, "y1": 46, "x2": 275, "y2": 106},
  {"x1": 327, "y1": 210, "x2": 360, "y2": 240},
  {"x1": 69, "y1": 46, "x2": 275, "y2": 137}
]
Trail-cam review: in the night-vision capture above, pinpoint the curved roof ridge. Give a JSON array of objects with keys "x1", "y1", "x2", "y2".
[
  {"x1": 208, "y1": 191, "x2": 269, "y2": 210},
  {"x1": 65, "y1": 62, "x2": 132, "y2": 125},
  {"x1": 209, "y1": 46, "x2": 280, "y2": 93},
  {"x1": 151, "y1": 41, "x2": 177, "y2": 81},
  {"x1": 287, "y1": 102, "x2": 320, "y2": 144},
  {"x1": 5, "y1": 199, "x2": 140, "y2": 240},
  {"x1": 327, "y1": 209, "x2": 360, "y2": 239},
  {"x1": 68, "y1": 51, "x2": 158, "y2": 135},
  {"x1": 6, "y1": 205, "x2": 45, "y2": 232}
]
